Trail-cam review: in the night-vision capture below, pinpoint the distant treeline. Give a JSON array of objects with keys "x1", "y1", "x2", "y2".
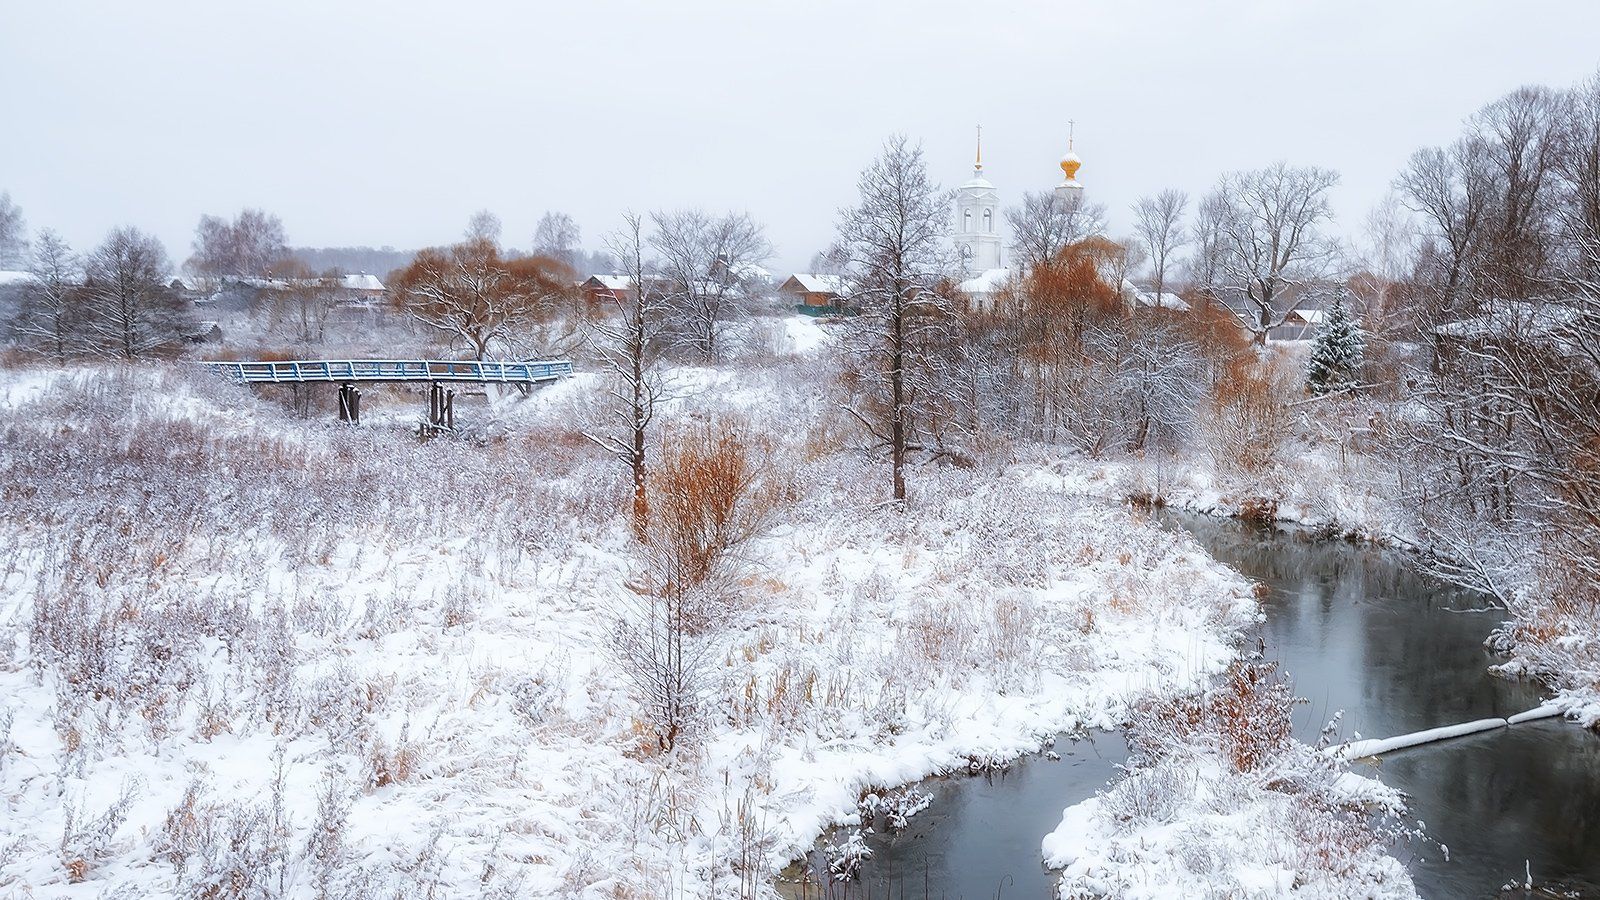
[{"x1": 288, "y1": 246, "x2": 416, "y2": 279}]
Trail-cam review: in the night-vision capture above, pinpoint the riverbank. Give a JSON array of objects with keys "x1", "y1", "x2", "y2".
[{"x1": 1030, "y1": 447, "x2": 1600, "y2": 734}]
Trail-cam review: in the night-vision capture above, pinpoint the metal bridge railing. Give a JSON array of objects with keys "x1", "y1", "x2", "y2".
[{"x1": 201, "y1": 359, "x2": 575, "y2": 384}]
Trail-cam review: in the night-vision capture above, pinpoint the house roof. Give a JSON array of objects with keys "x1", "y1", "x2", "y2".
[
  {"x1": 584, "y1": 274, "x2": 635, "y2": 291},
  {"x1": 1433, "y1": 299, "x2": 1583, "y2": 341},
  {"x1": 1140, "y1": 291, "x2": 1191, "y2": 311},
  {"x1": 780, "y1": 273, "x2": 848, "y2": 295},
  {"x1": 341, "y1": 273, "x2": 385, "y2": 291},
  {"x1": 0, "y1": 270, "x2": 36, "y2": 286}
]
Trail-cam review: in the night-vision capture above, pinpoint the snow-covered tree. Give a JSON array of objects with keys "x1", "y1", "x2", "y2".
[
  {"x1": 834, "y1": 135, "x2": 961, "y2": 502},
  {"x1": 1131, "y1": 189, "x2": 1189, "y2": 300},
  {"x1": 389, "y1": 237, "x2": 566, "y2": 360},
  {"x1": 532, "y1": 211, "x2": 581, "y2": 267},
  {"x1": 651, "y1": 209, "x2": 771, "y2": 362},
  {"x1": 188, "y1": 208, "x2": 288, "y2": 280},
  {"x1": 13, "y1": 229, "x2": 83, "y2": 358},
  {"x1": 1006, "y1": 190, "x2": 1106, "y2": 271},
  {"x1": 587, "y1": 214, "x2": 670, "y2": 537},
  {"x1": 0, "y1": 191, "x2": 26, "y2": 269},
  {"x1": 1205, "y1": 163, "x2": 1342, "y2": 345},
  {"x1": 83, "y1": 226, "x2": 178, "y2": 359},
  {"x1": 1305, "y1": 298, "x2": 1365, "y2": 394}
]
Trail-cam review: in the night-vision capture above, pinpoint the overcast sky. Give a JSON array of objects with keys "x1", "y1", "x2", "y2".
[{"x1": 3, "y1": 0, "x2": 1598, "y2": 273}]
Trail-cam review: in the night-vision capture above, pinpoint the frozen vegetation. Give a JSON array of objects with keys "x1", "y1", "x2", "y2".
[{"x1": 0, "y1": 349, "x2": 1274, "y2": 898}]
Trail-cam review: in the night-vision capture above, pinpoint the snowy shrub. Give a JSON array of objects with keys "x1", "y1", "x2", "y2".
[
  {"x1": 824, "y1": 830, "x2": 872, "y2": 881},
  {"x1": 60, "y1": 780, "x2": 138, "y2": 883},
  {"x1": 1201, "y1": 353, "x2": 1296, "y2": 481},
  {"x1": 307, "y1": 770, "x2": 354, "y2": 900},
  {"x1": 0, "y1": 705, "x2": 14, "y2": 773},
  {"x1": 1129, "y1": 660, "x2": 1297, "y2": 774},
  {"x1": 366, "y1": 722, "x2": 422, "y2": 790},
  {"x1": 157, "y1": 781, "x2": 287, "y2": 900},
  {"x1": 901, "y1": 597, "x2": 977, "y2": 675},
  {"x1": 506, "y1": 656, "x2": 569, "y2": 729},
  {"x1": 1098, "y1": 759, "x2": 1194, "y2": 827}
]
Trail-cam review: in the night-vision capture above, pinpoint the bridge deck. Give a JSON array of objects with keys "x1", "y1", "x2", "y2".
[{"x1": 203, "y1": 359, "x2": 574, "y2": 385}]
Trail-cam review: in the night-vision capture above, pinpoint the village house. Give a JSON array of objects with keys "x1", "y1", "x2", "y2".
[{"x1": 779, "y1": 273, "x2": 851, "y2": 315}]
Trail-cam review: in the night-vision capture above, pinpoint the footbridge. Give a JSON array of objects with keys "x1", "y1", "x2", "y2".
[{"x1": 202, "y1": 358, "x2": 574, "y2": 429}]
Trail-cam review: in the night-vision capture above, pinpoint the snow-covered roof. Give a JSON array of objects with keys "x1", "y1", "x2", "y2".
[
  {"x1": 0, "y1": 270, "x2": 35, "y2": 286},
  {"x1": 1139, "y1": 291, "x2": 1191, "y2": 311},
  {"x1": 1433, "y1": 300, "x2": 1583, "y2": 341},
  {"x1": 1288, "y1": 308, "x2": 1326, "y2": 325},
  {"x1": 729, "y1": 261, "x2": 772, "y2": 283},
  {"x1": 959, "y1": 267, "x2": 1012, "y2": 295},
  {"x1": 340, "y1": 273, "x2": 385, "y2": 291},
  {"x1": 781, "y1": 273, "x2": 848, "y2": 295},
  {"x1": 585, "y1": 274, "x2": 635, "y2": 291}
]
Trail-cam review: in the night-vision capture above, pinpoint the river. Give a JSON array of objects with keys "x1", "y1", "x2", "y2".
[{"x1": 785, "y1": 512, "x2": 1600, "y2": 899}]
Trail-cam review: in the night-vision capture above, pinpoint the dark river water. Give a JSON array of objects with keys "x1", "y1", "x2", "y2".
[{"x1": 785, "y1": 512, "x2": 1600, "y2": 899}]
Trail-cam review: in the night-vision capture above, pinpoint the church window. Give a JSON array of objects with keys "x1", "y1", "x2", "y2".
[
  {"x1": 983, "y1": 208, "x2": 992, "y2": 231},
  {"x1": 963, "y1": 210, "x2": 972, "y2": 232}
]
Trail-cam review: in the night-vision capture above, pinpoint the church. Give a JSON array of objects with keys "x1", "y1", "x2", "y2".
[{"x1": 952, "y1": 128, "x2": 1085, "y2": 309}]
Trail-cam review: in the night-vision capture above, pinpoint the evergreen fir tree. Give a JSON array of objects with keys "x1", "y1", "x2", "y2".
[{"x1": 1305, "y1": 297, "x2": 1365, "y2": 394}]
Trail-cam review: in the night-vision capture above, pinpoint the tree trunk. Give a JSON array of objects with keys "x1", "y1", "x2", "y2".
[{"x1": 891, "y1": 287, "x2": 907, "y2": 502}]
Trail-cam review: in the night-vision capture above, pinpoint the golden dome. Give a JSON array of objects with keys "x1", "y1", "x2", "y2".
[{"x1": 1060, "y1": 151, "x2": 1082, "y2": 182}]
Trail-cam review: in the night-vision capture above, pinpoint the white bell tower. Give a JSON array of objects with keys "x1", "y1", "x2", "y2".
[{"x1": 954, "y1": 126, "x2": 1003, "y2": 273}]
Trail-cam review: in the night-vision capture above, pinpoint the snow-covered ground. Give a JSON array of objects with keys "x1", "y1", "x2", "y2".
[{"x1": 0, "y1": 345, "x2": 1270, "y2": 898}]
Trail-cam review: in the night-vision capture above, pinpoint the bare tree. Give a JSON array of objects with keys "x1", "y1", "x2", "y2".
[
  {"x1": 267, "y1": 260, "x2": 341, "y2": 348},
  {"x1": 1397, "y1": 139, "x2": 1496, "y2": 330},
  {"x1": 464, "y1": 209, "x2": 503, "y2": 246},
  {"x1": 83, "y1": 227, "x2": 177, "y2": 359},
  {"x1": 1103, "y1": 236, "x2": 1149, "y2": 297},
  {"x1": 188, "y1": 209, "x2": 288, "y2": 279},
  {"x1": 0, "y1": 191, "x2": 26, "y2": 269},
  {"x1": 389, "y1": 237, "x2": 565, "y2": 360},
  {"x1": 651, "y1": 210, "x2": 772, "y2": 362},
  {"x1": 532, "y1": 212, "x2": 581, "y2": 267},
  {"x1": 1131, "y1": 189, "x2": 1189, "y2": 301},
  {"x1": 1552, "y1": 69, "x2": 1600, "y2": 285},
  {"x1": 13, "y1": 230, "x2": 82, "y2": 358},
  {"x1": 835, "y1": 135, "x2": 961, "y2": 502},
  {"x1": 1206, "y1": 162, "x2": 1342, "y2": 344},
  {"x1": 1353, "y1": 192, "x2": 1420, "y2": 336},
  {"x1": 1005, "y1": 190, "x2": 1106, "y2": 271},
  {"x1": 1472, "y1": 86, "x2": 1561, "y2": 300},
  {"x1": 585, "y1": 214, "x2": 670, "y2": 537}
]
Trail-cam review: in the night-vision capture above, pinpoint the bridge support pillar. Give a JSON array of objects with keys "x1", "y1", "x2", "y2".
[
  {"x1": 337, "y1": 383, "x2": 361, "y2": 424},
  {"x1": 426, "y1": 383, "x2": 455, "y2": 432}
]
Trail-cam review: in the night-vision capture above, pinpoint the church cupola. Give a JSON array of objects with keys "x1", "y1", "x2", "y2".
[{"x1": 1055, "y1": 121, "x2": 1085, "y2": 209}]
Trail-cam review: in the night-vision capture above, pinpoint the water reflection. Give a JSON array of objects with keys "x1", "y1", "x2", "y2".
[
  {"x1": 785, "y1": 733, "x2": 1128, "y2": 899},
  {"x1": 827, "y1": 512, "x2": 1600, "y2": 899},
  {"x1": 1170, "y1": 513, "x2": 1600, "y2": 898}
]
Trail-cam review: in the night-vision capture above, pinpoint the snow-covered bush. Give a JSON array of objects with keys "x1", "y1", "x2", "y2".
[
  {"x1": 1046, "y1": 661, "x2": 1418, "y2": 898},
  {"x1": 1201, "y1": 354, "x2": 1297, "y2": 483}
]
